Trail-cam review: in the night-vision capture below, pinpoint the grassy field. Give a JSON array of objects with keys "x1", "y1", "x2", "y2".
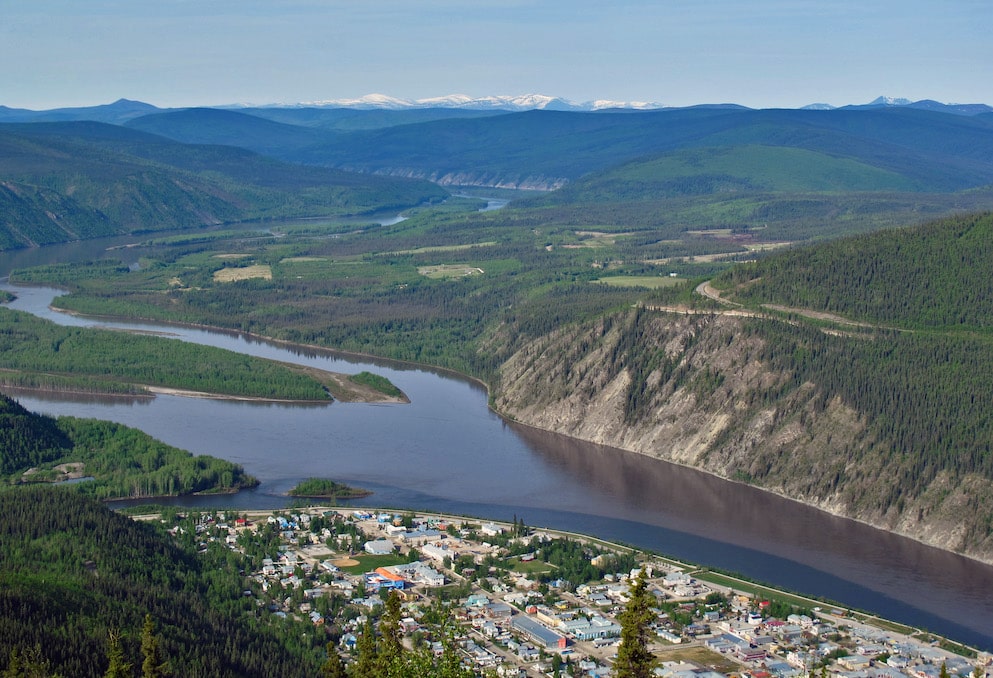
[
  {"x1": 507, "y1": 557, "x2": 557, "y2": 575},
  {"x1": 213, "y1": 264, "x2": 273, "y2": 282},
  {"x1": 594, "y1": 275, "x2": 686, "y2": 288},
  {"x1": 418, "y1": 264, "x2": 485, "y2": 279},
  {"x1": 384, "y1": 241, "x2": 497, "y2": 256}
]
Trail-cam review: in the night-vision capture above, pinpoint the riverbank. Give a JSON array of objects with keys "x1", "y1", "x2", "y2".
[
  {"x1": 35, "y1": 296, "x2": 993, "y2": 567},
  {"x1": 141, "y1": 504, "x2": 989, "y2": 659},
  {"x1": 7, "y1": 284, "x2": 993, "y2": 651}
]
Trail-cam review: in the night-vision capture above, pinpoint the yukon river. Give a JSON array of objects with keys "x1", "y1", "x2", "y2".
[{"x1": 1, "y1": 232, "x2": 992, "y2": 650}]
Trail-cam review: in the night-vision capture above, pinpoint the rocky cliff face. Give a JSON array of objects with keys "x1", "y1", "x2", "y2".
[{"x1": 491, "y1": 308, "x2": 993, "y2": 563}]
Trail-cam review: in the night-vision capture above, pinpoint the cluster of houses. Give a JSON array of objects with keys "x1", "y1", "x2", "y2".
[
  {"x1": 701, "y1": 608, "x2": 989, "y2": 678},
  {"x1": 169, "y1": 508, "x2": 991, "y2": 678}
]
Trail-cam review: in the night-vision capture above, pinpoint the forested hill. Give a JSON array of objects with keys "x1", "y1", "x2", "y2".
[
  {"x1": 0, "y1": 392, "x2": 257, "y2": 499},
  {"x1": 492, "y1": 211, "x2": 993, "y2": 562},
  {"x1": 280, "y1": 107, "x2": 993, "y2": 191},
  {"x1": 0, "y1": 486, "x2": 322, "y2": 677},
  {"x1": 0, "y1": 121, "x2": 446, "y2": 250},
  {"x1": 0, "y1": 393, "x2": 71, "y2": 474},
  {"x1": 716, "y1": 211, "x2": 993, "y2": 330}
]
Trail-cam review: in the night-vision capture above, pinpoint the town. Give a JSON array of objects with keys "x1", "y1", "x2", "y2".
[{"x1": 159, "y1": 507, "x2": 992, "y2": 678}]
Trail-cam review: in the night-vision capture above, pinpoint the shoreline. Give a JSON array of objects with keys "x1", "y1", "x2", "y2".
[
  {"x1": 497, "y1": 411, "x2": 993, "y2": 570},
  {"x1": 148, "y1": 503, "x2": 988, "y2": 657},
  {"x1": 22, "y1": 293, "x2": 993, "y2": 567}
]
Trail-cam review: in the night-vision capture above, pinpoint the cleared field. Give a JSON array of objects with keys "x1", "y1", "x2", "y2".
[
  {"x1": 418, "y1": 264, "x2": 484, "y2": 279},
  {"x1": 385, "y1": 242, "x2": 497, "y2": 256},
  {"x1": 594, "y1": 275, "x2": 685, "y2": 289},
  {"x1": 213, "y1": 264, "x2": 273, "y2": 282}
]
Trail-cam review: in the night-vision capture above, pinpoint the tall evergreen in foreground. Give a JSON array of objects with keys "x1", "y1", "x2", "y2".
[{"x1": 613, "y1": 569, "x2": 656, "y2": 678}]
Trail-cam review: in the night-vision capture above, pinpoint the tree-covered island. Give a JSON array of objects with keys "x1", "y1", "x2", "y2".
[
  {"x1": 0, "y1": 305, "x2": 404, "y2": 403},
  {"x1": 1, "y1": 393, "x2": 257, "y2": 499},
  {"x1": 286, "y1": 477, "x2": 372, "y2": 499}
]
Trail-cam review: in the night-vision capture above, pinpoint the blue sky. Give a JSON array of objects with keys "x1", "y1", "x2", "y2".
[{"x1": 2, "y1": 0, "x2": 990, "y2": 110}]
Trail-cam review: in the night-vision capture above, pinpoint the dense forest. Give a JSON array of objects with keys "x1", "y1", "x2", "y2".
[
  {"x1": 0, "y1": 121, "x2": 446, "y2": 250},
  {"x1": 0, "y1": 306, "x2": 332, "y2": 400},
  {"x1": 716, "y1": 211, "x2": 993, "y2": 330},
  {"x1": 0, "y1": 393, "x2": 257, "y2": 499},
  {"x1": 0, "y1": 487, "x2": 324, "y2": 677}
]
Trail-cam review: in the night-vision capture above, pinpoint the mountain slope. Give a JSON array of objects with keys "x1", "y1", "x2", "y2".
[
  {"x1": 282, "y1": 107, "x2": 993, "y2": 191},
  {"x1": 717, "y1": 211, "x2": 993, "y2": 329},
  {"x1": 0, "y1": 394, "x2": 71, "y2": 474},
  {"x1": 0, "y1": 121, "x2": 447, "y2": 249},
  {"x1": 0, "y1": 98, "x2": 161, "y2": 124},
  {"x1": 125, "y1": 107, "x2": 332, "y2": 155},
  {"x1": 492, "y1": 212, "x2": 993, "y2": 562},
  {"x1": 0, "y1": 486, "x2": 321, "y2": 677}
]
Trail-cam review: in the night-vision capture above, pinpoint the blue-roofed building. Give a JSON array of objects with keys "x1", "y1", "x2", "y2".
[{"x1": 511, "y1": 615, "x2": 568, "y2": 649}]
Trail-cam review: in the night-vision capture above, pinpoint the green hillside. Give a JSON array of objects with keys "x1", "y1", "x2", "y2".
[
  {"x1": 0, "y1": 121, "x2": 447, "y2": 250},
  {"x1": 0, "y1": 486, "x2": 321, "y2": 677},
  {"x1": 0, "y1": 393, "x2": 71, "y2": 474},
  {"x1": 283, "y1": 107, "x2": 993, "y2": 191},
  {"x1": 717, "y1": 211, "x2": 993, "y2": 329},
  {"x1": 541, "y1": 144, "x2": 920, "y2": 203},
  {"x1": 125, "y1": 107, "x2": 331, "y2": 155}
]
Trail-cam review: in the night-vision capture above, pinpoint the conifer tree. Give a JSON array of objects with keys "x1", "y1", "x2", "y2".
[
  {"x1": 140, "y1": 615, "x2": 169, "y2": 678},
  {"x1": 350, "y1": 617, "x2": 379, "y2": 678},
  {"x1": 378, "y1": 590, "x2": 404, "y2": 671},
  {"x1": 320, "y1": 642, "x2": 347, "y2": 678},
  {"x1": 613, "y1": 569, "x2": 656, "y2": 678},
  {"x1": 104, "y1": 630, "x2": 132, "y2": 678},
  {"x1": 2, "y1": 645, "x2": 61, "y2": 678}
]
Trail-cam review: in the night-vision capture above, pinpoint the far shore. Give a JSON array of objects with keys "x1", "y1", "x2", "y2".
[{"x1": 27, "y1": 292, "x2": 993, "y2": 566}]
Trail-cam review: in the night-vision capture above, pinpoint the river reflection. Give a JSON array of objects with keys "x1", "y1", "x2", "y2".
[{"x1": 1, "y1": 270, "x2": 993, "y2": 648}]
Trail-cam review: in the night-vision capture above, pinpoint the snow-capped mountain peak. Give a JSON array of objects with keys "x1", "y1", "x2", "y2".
[
  {"x1": 869, "y1": 95, "x2": 914, "y2": 106},
  {"x1": 295, "y1": 93, "x2": 665, "y2": 112}
]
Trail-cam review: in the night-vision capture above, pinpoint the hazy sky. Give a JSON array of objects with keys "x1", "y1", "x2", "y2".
[{"x1": 2, "y1": 0, "x2": 990, "y2": 110}]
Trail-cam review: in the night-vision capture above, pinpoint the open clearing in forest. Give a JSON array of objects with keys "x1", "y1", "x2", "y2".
[
  {"x1": 213, "y1": 264, "x2": 273, "y2": 282},
  {"x1": 594, "y1": 275, "x2": 685, "y2": 289},
  {"x1": 386, "y1": 241, "x2": 497, "y2": 256},
  {"x1": 418, "y1": 264, "x2": 484, "y2": 279}
]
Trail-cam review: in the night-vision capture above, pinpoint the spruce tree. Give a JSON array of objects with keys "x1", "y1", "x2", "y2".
[
  {"x1": 613, "y1": 569, "x2": 656, "y2": 678},
  {"x1": 378, "y1": 590, "x2": 404, "y2": 672},
  {"x1": 320, "y1": 642, "x2": 347, "y2": 678},
  {"x1": 140, "y1": 615, "x2": 169, "y2": 678},
  {"x1": 350, "y1": 617, "x2": 379, "y2": 678},
  {"x1": 104, "y1": 630, "x2": 132, "y2": 678}
]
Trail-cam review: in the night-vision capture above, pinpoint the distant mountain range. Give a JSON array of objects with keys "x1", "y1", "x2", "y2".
[
  {"x1": 256, "y1": 93, "x2": 993, "y2": 115},
  {"x1": 276, "y1": 93, "x2": 668, "y2": 111},
  {"x1": 804, "y1": 96, "x2": 993, "y2": 116},
  {"x1": 2, "y1": 95, "x2": 990, "y2": 123}
]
